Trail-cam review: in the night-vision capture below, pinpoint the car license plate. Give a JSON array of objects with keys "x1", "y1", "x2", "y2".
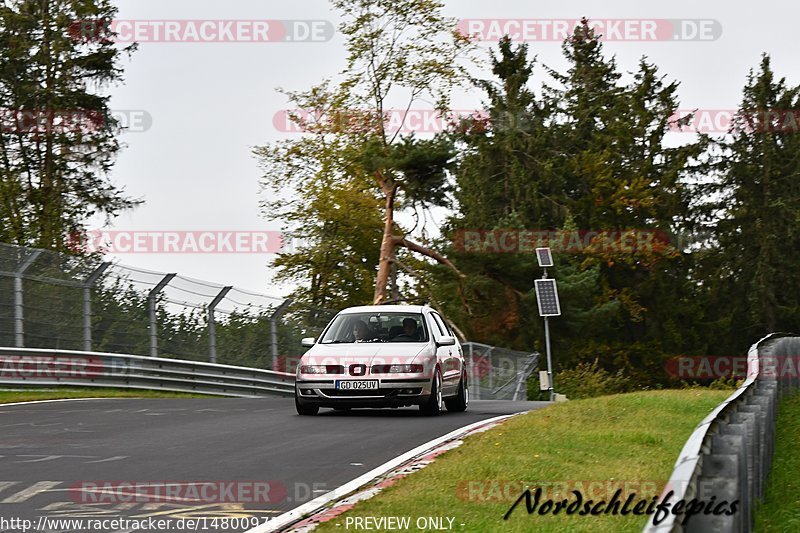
[{"x1": 335, "y1": 380, "x2": 378, "y2": 390}]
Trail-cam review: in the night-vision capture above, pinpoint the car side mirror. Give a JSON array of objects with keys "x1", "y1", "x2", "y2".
[
  {"x1": 301, "y1": 337, "x2": 316, "y2": 348},
  {"x1": 437, "y1": 336, "x2": 456, "y2": 347}
]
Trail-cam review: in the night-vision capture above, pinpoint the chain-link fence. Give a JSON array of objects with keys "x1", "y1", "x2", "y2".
[
  {"x1": 0, "y1": 242, "x2": 538, "y2": 398},
  {"x1": 0, "y1": 242, "x2": 337, "y2": 370},
  {"x1": 463, "y1": 342, "x2": 539, "y2": 400}
]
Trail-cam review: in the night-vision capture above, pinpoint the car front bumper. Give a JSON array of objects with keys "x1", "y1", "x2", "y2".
[{"x1": 295, "y1": 377, "x2": 432, "y2": 408}]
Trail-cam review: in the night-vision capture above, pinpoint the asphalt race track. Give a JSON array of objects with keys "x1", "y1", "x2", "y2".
[{"x1": 0, "y1": 398, "x2": 546, "y2": 532}]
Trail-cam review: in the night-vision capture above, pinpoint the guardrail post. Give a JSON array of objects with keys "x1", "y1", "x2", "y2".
[
  {"x1": 148, "y1": 273, "x2": 176, "y2": 357},
  {"x1": 269, "y1": 298, "x2": 292, "y2": 369},
  {"x1": 208, "y1": 286, "x2": 232, "y2": 364},
  {"x1": 13, "y1": 250, "x2": 42, "y2": 347},
  {"x1": 82, "y1": 262, "x2": 110, "y2": 351}
]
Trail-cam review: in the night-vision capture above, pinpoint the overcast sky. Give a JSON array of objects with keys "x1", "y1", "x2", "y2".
[{"x1": 93, "y1": 0, "x2": 799, "y2": 298}]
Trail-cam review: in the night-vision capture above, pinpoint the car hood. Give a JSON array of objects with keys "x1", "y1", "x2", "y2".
[{"x1": 303, "y1": 343, "x2": 428, "y2": 366}]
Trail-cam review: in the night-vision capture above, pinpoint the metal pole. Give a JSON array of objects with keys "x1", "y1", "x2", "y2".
[
  {"x1": 269, "y1": 298, "x2": 293, "y2": 368},
  {"x1": 544, "y1": 316, "x2": 555, "y2": 401},
  {"x1": 487, "y1": 346, "x2": 494, "y2": 395},
  {"x1": 269, "y1": 319, "x2": 277, "y2": 369},
  {"x1": 208, "y1": 286, "x2": 233, "y2": 364},
  {"x1": 469, "y1": 343, "x2": 478, "y2": 400},
  {"x1": 148, "y1": 273, "x2": 176, "y2": 357},
  {"x1": 13, "y1": 250, "x2": 42, "y2": 347},
  {"x1": 82, "y1": 262, "x2": 111, "y2": 352},
  {"x1": 13, "y1": 277, "x2": 23, "y2": 347}
]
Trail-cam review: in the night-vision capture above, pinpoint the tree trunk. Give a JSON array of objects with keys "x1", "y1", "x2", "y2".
[
  {"x1": 372, "y1": 174, "x2": 467, "y2": 305},
  {"x1": 390, "y1": 260, "x2": 400, "y2": 302},
  {"x1": 373, "y1": 178, "x2": 398, "y2": 304}
]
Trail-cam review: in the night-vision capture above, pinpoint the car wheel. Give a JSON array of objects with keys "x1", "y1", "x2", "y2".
[
  {"x1": 445, "y1": 371, "x2": 469, "y2": 412},
  {"x1": 295, "y1": 387, "x2": 319, "y2": 416},
  {"x1": 419, "y1": 368, "x2": 443, "y2": 416}
]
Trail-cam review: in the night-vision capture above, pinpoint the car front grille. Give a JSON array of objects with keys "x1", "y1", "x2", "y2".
[{"x1": 323, "y1": 388, "x2": 422, "y2": 397}]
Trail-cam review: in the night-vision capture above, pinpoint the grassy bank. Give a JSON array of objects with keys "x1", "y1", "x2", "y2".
[
  {"x1": 313, "y1": 390, "x2": 730, "y2": 533},
  {"x1": 755, "y1": 392, "x2": 800, "y2": 531}
]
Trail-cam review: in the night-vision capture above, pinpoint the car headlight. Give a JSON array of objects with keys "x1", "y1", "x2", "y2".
[
  {"x1": 371, "y1": 364, "x2": 424, "y2": 373},
  {"x1": 299, "y1": 365, "x2": 343, "y2": 374}
]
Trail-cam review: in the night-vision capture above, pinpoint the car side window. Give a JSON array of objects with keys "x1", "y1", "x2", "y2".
[
  {"x1": 431, "y1": 313, "x2": 449, "y2": 339},
  {"x1": 436, "y1": 313, "x2": 455, "y2": 338},
  {"x1": 427, "y1": 313, "x2": 445, "y2": 339}
]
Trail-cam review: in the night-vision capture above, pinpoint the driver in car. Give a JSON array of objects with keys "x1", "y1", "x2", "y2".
[
  {"x1": 397, "y1": 318, "x2": 420, "y2": 341},
  {"x1": 352, "y1": 320, "x2": 372, "y2": 342}
]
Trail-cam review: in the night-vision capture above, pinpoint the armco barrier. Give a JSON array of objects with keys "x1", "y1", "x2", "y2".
[
  {"x1": 0, "y1": 347, "x2": 295, "y2": 397},
  {"x1": 644, "y1": 333, "x2": 797, "y2": 532}
]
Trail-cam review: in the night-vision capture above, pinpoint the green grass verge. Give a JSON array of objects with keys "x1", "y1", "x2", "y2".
[
  {"x1": 0, "y1": 388, "x2": 212, "y2": 404},
  {"x1": 313, "y1": 390, "x2": 730, "y2": 533},
  {"x1": 754, "y1": 392, "x2": 800, "y2": 531}
]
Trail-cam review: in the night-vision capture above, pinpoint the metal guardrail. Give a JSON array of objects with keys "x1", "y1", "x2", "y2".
[
  {"x1": 0, "y1": 346, "x2": 296, "y2": 397},
  {"x1": 0, "y1": 343, "x2": 540, "y2": 401},
  {"x1": 643, "y1": 333, "x2": 795, "y2": 532}
]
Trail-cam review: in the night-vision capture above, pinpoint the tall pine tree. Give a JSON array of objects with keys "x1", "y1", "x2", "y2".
[
  {"x1": 695, "y1": 55, "x2": 800, "y2": 352},
  {"x1": 437, "y1": 21, "x2": 706, "y2": 384},
  {"x1": 0, "y1": 0, "x2": 139, "y2": 251}
]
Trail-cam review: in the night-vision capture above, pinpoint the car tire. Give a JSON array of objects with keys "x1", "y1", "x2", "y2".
[
  {"x1": 295, "y1": 387, "x2": 319, "y2": 416},
  {"x1": 419, "y1": 368, "x2": 443, "y2": 416},
  {"x1": 445, "y1": 371, "x2": 469, "y2": 413}
]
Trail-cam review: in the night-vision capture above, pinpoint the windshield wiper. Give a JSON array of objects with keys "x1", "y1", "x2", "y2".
[{"x1": 322, "y1": 338, "x2": 385, "y2": 344}]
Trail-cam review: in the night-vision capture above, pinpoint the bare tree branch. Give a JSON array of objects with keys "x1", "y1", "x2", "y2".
[{"x1": 393, "y1": 235, "x2": 464, "y2": 278}]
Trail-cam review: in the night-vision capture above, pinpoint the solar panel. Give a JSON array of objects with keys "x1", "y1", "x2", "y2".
[
  {"x1": 536, "y1": 247, "x2": 554, "y2": 268},
  {"x1": 535, "y1": 279, "x2": 561, "y2": 316}
]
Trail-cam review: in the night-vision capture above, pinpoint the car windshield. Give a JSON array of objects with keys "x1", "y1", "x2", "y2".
[{"x1": 319, "y1": 312, "x2": 429, "y2": 344}]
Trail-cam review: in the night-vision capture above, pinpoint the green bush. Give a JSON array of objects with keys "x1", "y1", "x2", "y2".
[
  {"x1": 554, "y1": 359, "x2": 633, "y2": 399},
  {"x1": 678, "y1": 375, "x2": 740, "y2": 391}
]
